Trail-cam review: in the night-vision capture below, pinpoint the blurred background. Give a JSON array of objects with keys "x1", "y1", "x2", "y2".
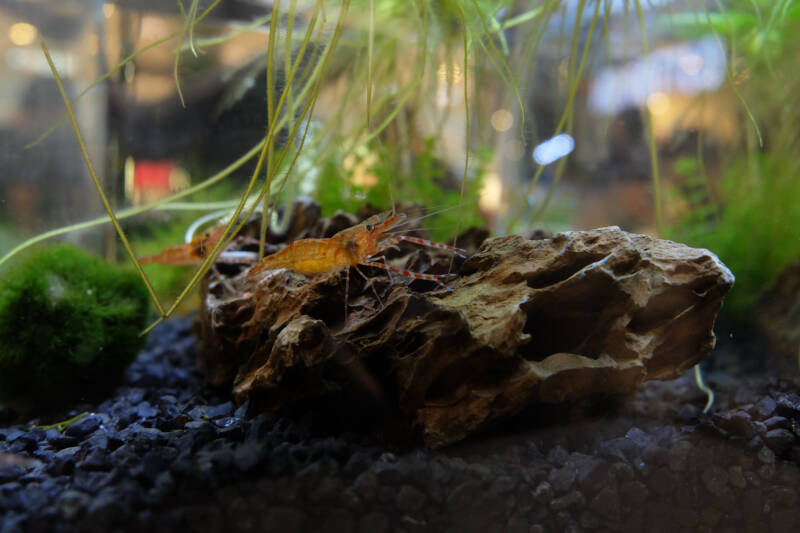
[{"x1": 0, "y1": 0, "x2": 797, "y2": 322}]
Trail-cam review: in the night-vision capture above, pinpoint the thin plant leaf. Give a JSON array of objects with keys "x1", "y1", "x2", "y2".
[
  {"x1": 498, "y1": 6, "x2": 545, "y2": 30},
  {"x1": 507, "y1": 0, "x2": 600, "y2": 232},
  {"x1": 40, "y1": 40, "x2": 165, "y2": 317},
  {"x1": 187, "y1": 0, "x2": 200, "y2": 57},
  {"x1": 694, "y1": 364, "x2": 715, "y2": 413},
  {"x1": 634, "y1": 0, "x2": 664, "y2": 234},
  {"x1": 450, "y1": 2, "x2": 471, "y2": 273},
  {"x1": 260, "y1": 0, "x2": 282, "y2": 258},
  {"x1": 470, "y1": 0, "x2": 525, "y2": 133},
  {"x1": 26, "y1": 0, "x2": 222, "y2": 149},
  {"x1": 490, "y1": 10, "x2": 510, "y2": 55},
  {"x1": 178, "y1": 12, "x2": 273, "y2": 51},
  {"x1": 2, "y1": 1, "x2": 324, "y2": 271},
  {"x1": 144, "y1": 0, "x2": 347, "y2": 334},
  {"x1": 705, "y1": 1, "x2": 764, "y2": 147},
  {"x1": 367, "y1": 0, "x2": 375, "y2": 128}
]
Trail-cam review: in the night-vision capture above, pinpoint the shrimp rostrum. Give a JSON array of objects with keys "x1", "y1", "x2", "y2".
[{"x1": 246, "y1": 210, "x2": 467, "y2": 291}]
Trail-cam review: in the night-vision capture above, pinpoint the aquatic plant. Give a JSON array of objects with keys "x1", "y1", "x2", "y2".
[
  {"x1": 1, "y1": 0, "x2": 516, "y2": 330},
  {"x1": 316, "y1": 137, "x2": 490, "y2": 241},
  {"x1": 4, "y1": 0, "x2": 791, "y2": 330},
  {"x1": 666, "y1": 0, "x2": 800, "y2": 316},
  {"x1": 0, "y1": 245, "x2": 149, "y2": 413}
]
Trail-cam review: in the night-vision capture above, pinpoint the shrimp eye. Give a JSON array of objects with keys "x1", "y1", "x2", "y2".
[{"x1": 366, "y1": 224, "x2": 374, "y2": 231}]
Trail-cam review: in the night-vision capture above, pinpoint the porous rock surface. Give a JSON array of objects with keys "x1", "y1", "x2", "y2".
[{"x1": 198, "y1": 220, "x2": 734, "y2": 447}]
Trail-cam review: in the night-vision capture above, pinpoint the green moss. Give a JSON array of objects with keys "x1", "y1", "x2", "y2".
[
  {"x1": 668, "y1": 153, "x2": 800, "y2": 317},
  {"x1": 0, "y1": 244, "x2": 149, "y2": 413}
]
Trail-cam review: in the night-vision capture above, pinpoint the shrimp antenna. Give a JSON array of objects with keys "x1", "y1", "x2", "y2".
[
  {"x1": 385, "y1": 227, "x2": 450, "y2": 235},
  {"x1": 388, "y1": 200, "x2": 478, "y2": 232},
  {"x1": 185, "y1": 209, "x2": 232, "y2": 243}
]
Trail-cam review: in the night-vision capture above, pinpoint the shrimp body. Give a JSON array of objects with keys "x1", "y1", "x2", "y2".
[
  {"x1": 139, "y1": 227, "x2": 225, "y2": 266},
  {"x1": 247, "y1": 238, "x2": 356, "y2": 275},
  {"x1": 139, "y1": 226, "x2": 257, "y2": 266},
  {"x1": 247, "y1": 212, "x2": 403, "y2": 278},
  {"x1": 246, "y1": 210, "x2": 467, "y2": 289}
]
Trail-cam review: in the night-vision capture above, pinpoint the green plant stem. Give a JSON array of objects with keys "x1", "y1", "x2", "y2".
[
  {"x1": 26, "y1": 0, "x2": 222, "y2": 149},
  {"x1": 516, "y1": 0, "x2": 557, "y2": 142},
  {"x1": 260, "y1": 0, "x2": 281, "y2": 259},
  {"x1": 272, "y1": 0, "x2": 299, "y2": 237},
  {"x1": 173, "y1": 0, "x2": 194, "y2": 107},
  {"x1": 694, "y1": 364, "x2": 714, "y2": 413},
  {"x1": 1, "y1": 134, "x2": 262, "y2": 271},
  {"x1": 315, "y1": 4, "x2": 429, "y2": 165},
  {"x1": 34, "y1": 412, "x2": 89, "y2": 433},
  {"x1": 706, "y1": 1, "x2": 763, "y2": 148},
  {"x1": 41, "y1": 40, "x2": 165, "y2": 318},
  {"x1": 186, "y1": 0, "x2": 200, "y2": 57},
  {"x1": 1, "y1": 0, "x2": 325, "y2": 273},
  {"x1": 634, "y1": 0, "x2": 663, "y2": 235},
  {"x1": 179, "y1": 12, "x2": 273, "y2": 51},
  {"x1": 143, "y1": 0, "x2": 347, "y2": 334},
  {"x1": 367, "y1": 0, "x2": 374, "y2": 129},
  {"x1": 450, "y1": 3, "x2": 470, "y2": 273},
  {"x1": 470, "y1": 0, "x2": 525, "y2": 133},
  {"x1": 498, "y1": 6, "x2": 545, "y2": 31},
  {"x1": 599, "y1": 0, "x2": 614, "y2": 139},
  {"x1": 696, "y1": 124, "x2": 720, "y2": 222},
  {"x1": 532, "y1": 0, "x2": 601, "y2": 224},
  {"x1": 507, "y1": 0, "x2": 598, "y2": 232},
  {"x1": 204, "y1": 0, "x2": 342, "y2": 277}
]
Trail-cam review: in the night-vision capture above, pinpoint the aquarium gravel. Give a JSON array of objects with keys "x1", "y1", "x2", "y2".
[{"x1": 0, "y1": 317, "x2": 799, "y2": 533}]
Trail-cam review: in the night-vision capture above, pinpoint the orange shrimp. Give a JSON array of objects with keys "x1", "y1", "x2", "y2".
[
  {"x1": 246, "y1": 210, "x2": 467, "y2": 288},
  {"x1": 139, "y1": 226, "x2": 226, "y2": 266},
  {"x1": 139, "y1": 225, "x2": 256, "y2": 266}
]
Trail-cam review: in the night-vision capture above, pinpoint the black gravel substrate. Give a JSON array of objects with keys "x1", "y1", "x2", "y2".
[{"x1": 1, "y1": 317, "x2": 799, "y2": 533}]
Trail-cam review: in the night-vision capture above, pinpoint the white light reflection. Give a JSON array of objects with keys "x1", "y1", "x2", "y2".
[
  {"x1": 490, "y1": 109, "x2": 513, "y2": 132},
  {"x1": 480, "y1": 172, "x2": 503, "y2": 213},
  {"x1": 533, "y1": 134, "x2": 574, "y2": 166},
  {"x1": 679, "y1": 53, "x2": 703, "y2": 76},
  {"x1": 8, "y1": 22, "x2": 37, "y2": 46},
  {"x1": 588, "y1": 36, "x2": 725, "y2": 115}
]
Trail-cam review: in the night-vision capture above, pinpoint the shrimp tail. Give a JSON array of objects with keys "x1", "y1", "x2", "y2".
[
  {"x1": 138, "y1": 246, "x2": 197, "y2": 266},
  {"x1": 246, "y1": 255, "x2": 285, "y2": 279}
]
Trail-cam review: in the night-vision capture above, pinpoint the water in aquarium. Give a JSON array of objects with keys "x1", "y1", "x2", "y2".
[{"x1": 0, "y1": 1, "x2": 798, "y2": 532}]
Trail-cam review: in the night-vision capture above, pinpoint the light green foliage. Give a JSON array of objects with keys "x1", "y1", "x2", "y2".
[
  {"x1": 668, "y1": 154, "x2": 800, "y2": 316},
  {"x1": 0, "y1": 245, "x2": 149, "y2": 413},
  {"x1": 316, "y1": 137, "x2": 489, "y2": 241},
  {"x1": 18, "y1": 0, "x2": 799, "y2": 325},
  {"x1": 3, "y1": 0, "x2": 526, "y2": 326},
  {"x1": 667, "y1": 0, "x2": 800, "y2": 316}
]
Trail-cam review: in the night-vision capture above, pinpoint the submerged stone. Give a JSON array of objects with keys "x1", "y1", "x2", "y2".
[{"x1": 197, "y1": 218, "x2": 734, "y2": 447}]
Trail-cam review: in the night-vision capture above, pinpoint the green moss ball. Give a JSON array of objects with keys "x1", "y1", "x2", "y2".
[{"x1": 0, "y1": 244, "x2": 150, "y2": 413}]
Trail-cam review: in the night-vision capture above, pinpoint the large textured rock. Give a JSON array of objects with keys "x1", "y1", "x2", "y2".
[{"x1": 196, "y1": 221, "x2": 734, "y2": 447}]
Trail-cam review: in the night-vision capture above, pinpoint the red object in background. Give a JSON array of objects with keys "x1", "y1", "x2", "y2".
[
  {"x1": 124, "y1": 157, "x2": 189, "y2": 205},
  {"x1": 134, "y1": 160, "x2": 174, "y2": 192}
]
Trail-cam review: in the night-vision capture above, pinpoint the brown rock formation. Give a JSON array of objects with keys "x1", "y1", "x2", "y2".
[{"x1": 196, "y1": 214, "x2": 734, "y2": 447}]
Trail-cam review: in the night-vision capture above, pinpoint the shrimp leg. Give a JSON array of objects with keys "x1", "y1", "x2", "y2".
[
  {"x1": 366, "y1": 255, "x2": 393, "y2": 282},
  {"x1": 361, "y1": 261, "x2": 457, "y2": 291},
  {"x1": 386, "y1": 236, "x2": 467, "y2": 258},
  {"x1": 351, "y1": 264, "x2": 384, "y2": 309}
]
